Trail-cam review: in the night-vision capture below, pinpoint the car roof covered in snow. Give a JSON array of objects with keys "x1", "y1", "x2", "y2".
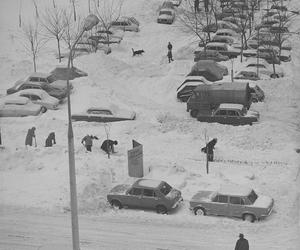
[
  {"x1": 218, "y1": 184, "x2": 253, "y2": 196},
  {"x1": 134, "y1": 179, "x2": 163, "y2": 188},
  {"x1": 29, "y1": 72, "x2": 50, "y2": 78}
]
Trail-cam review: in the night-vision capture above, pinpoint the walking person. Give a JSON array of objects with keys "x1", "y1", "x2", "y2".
[
  {"x1": 101, "y1": 139, "x2": 118, "y2": 154},
  {"x1": 25, "y1": 127, "x2": 36, "y2": 147},
  {"x1": 81, "y1": 134, "x2": 98, "y2": 152},
  {"x1": 201, "y1": 138, "x2": 217, "y2": 162},
  {"x1": 45, "y1": 132, "x2": 56, "y2": 147},
  {"x1": 234, "y1": 233, "x2": 249, "y2": 250},
  {"x1": 167, "y1": 42, "x2": 174, "y2": 63},
  {"x1": 194, "y1": 0, "x2": 200, "y2": 13}
]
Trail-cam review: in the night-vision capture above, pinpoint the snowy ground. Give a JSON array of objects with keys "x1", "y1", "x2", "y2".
[{"x1": 0, "y1": 0, "x2": 300, "y2": 249}]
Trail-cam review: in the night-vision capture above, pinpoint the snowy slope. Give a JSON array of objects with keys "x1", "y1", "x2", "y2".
[{"x1": 0, "y1": 0, "x2": 300, "y2": 249}]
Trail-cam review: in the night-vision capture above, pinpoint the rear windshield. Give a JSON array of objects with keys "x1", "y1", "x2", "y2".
[{"x1": 159, "y1": 11, "x2": 172, "y2": 15}]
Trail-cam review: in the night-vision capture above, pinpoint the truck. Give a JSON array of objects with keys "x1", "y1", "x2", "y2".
[{"x1": 186, "y1": 81, "x2": 252, "y2": 118}]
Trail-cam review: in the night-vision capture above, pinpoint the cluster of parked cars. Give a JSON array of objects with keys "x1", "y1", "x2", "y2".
[
  {"x1": 107, "y1": 178, "x2": 274, "y2": 222},
  {"x1": 174, "y1": 0, "x2": 293, "y2": 126}
]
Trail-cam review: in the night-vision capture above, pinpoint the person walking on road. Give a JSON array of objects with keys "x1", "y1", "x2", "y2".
[
  {"x1": 201, "y1": 138, "x2": 217, "y2": 162},
  {"x1": 81, "y1": 134, "x2": 98, "y2": 152},
  {"x1": 45, "y1": 132, "x2": 56, "y2": 147},
  {"x1": 234, "y1": 233, "x2": 249, "y2": 250},
  {"x1": 25, "y1": 127, "x2": 36, "y2": 147}
]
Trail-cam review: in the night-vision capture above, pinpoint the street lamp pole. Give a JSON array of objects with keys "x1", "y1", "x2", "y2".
[{"x1": 66, "y1": 14, "x2": 99, "y2": 250}]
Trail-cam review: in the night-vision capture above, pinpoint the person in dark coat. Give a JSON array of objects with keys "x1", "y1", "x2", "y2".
[
  {"x1": 45, "y1": 132, "x2": 56, "y2": 147},
  {"x1": 167, "y1": 50, "x2": 173, "y2": 63},
  {"x1": 194, "y1": 0, "x2": 200, "y2": 13},
  {"x1": 25, "y1": 127, "x2": 36, "y2": 147},
  {"x1": 201, "y1": 138, "x2": 217, "y2": 161},
  {"x1": 101, "y1": 139, "x2": 118, "y2": 154},
  {"x1": 81, "y1": 135, "x2": 98, "y2": 152},
  {"x1": 235, "y1": 233, "x2": 249, "y2": 250},
  {"x1": 167, "y1": 42, "x2": 173, "y2": 52}
]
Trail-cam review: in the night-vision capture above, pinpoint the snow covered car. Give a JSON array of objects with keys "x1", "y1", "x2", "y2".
[
  {"x1": 197, "y1": 103, "x2": 259, "y2": 126},
  {"x1": 170, "y1": 0, "x2": 182, "y2": 6},
  {"x1": 205, "y1": 42, "x2": 240, "y2": 59},
  {"x1": 0, "y1": 96, "x2": 45, "y2": 117},
  {"x1": 107, "y1": 179, "x2": 183, "y2": 214},
  {"x1": 10, "y1": 89, "x2": 60, "y2": 110},
  {"x1": 110, "y1": 17, "x2": 139, "y2": 32},
  {"x1": 176, "y1": 76, "x2": 212, "y2": 102},
  {"x1": 189, "y1": 185, "x2": 274, "y2": 222},
  {"x1": 157, "y1": 8, "x2": 175, "y2": 24},
  {"x1": 244, "y1": 58, "x2": 284, "y2": 78},
  {"x1": 71, "y1": 107, "x2": 136, "y2": 123},
  {"x1": 13, "y1": 72, "x2": 71, "y2": 91},
  {"x1": 194, "y1": 50, "x2": 229, "y2": 62},
  {"x1": 6, "y1": 81, "x2": 67, "y2": 101},
  {"x1": 234, "y1": 69, "x2": 261, "y2": 81}
]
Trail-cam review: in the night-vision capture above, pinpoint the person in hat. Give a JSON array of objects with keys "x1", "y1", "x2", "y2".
[
  {"x1": 25, "y1": 127, "x2": 36, "y2": 147},
  {"x1": 81, "y1": 134, "x2": 99, "y2": 152},
  {"x1": 101, "y1": 139, "x2": 118, "y2": 154},
  {"x1": 45, "y1": 132, "x2": 56, "y2": 147},
  {"x1": 234, "y1": 233, "x2": 249, "y2": 250}
]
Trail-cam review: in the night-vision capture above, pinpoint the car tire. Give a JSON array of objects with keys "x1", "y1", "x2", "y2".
[
  {"x1": 111, "y1": 200, "x2": 122, "y2": 209},
  {"x1": 156, "y1": 205, "x2": 168, "y2": 214},
  {"x1": 190, "y1": 109, "x2": 198, "y2": 118},
  {"x1": 243, "y1": 214, "x2": 255, "y2": 223},
  {"x1": 41, "y1": 106, "x2": 47, "y2": 113},
  {"x1": 194, "y1": 207, "x2": 206, "y2": 216}
]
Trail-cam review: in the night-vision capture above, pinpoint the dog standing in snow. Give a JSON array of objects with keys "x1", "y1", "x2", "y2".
[{"x1": 132, "y1": 48, "x2": 145, "y2": 56}]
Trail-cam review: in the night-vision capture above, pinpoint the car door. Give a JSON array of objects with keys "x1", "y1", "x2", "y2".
[
  {"x1": 228, "y1": 196, "x2": 244, "y2": 218},
  {"x1": 126, "y1": 187, "x2": 143, "y2": 208},
  {"x1": 227, "y1": 110, "x2": 240, "y2": 125},
  {"x1": 141, "y1": 188, "x2": 159, "y2": 209},
  {"x1": 210, "y1": 194, "x2": 230, "y2": 216},
  {"x1": 214, "y1": 109, "x2": 227, "y2": 124}
]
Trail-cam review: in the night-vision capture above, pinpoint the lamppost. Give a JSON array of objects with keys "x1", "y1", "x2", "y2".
[{"x1": 66, "y1": 14, "x2": 99, "y2": 250}]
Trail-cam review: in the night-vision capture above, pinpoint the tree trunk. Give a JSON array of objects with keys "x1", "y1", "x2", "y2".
[
  {"x1": 72, "y1": 1, "x2": 76, "y2": 22},
  {"x1": 57, "y1": 36, "x2": 61, "y2": 63},
  {"x1": 33, "y1": 54, "x2": 37, "y2": 72}
]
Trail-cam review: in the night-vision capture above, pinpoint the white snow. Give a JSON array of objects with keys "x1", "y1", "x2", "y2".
[
  {"x1": 0, "y1": 0, "x2": 300, "y2": 249},
  {"x1": 137, "y1": 179, "x2": 162, "y2": 188}
]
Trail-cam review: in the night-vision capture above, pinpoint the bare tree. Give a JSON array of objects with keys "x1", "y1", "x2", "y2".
[
  {"x1": 178, "y1": 0, "x2": 215, "y2": 51},
  {"x1": 62, "y1": 10, "x2": 84, "y2": 66},
  {"x1": 92, "y1": 0, "x2": 124, "y2": 46},
  {"x1": 41, "y1": 7, "x2": 65, "y2": 62},
  {"x1": 18, "y1": 0, "x2": 22, "y2": 28},
  {"x1": 20, "y1": 22, "x2": 45, "y2": 72},
  {"x1": 32, "y1": 0, "x2": 39, "y2": 19},
  {"x1": 71, "y1": 0, "x2": 77, "y2": 22}
]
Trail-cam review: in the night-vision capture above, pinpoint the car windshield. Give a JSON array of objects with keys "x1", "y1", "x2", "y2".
[
  {"x1": 87, "y1": 109, "x2": 113, "y2": 115},
  {"x1": 247, "y1": 64, "x2": 265, "y2": 68},
  {"x1": 160, "y1": 182, "x2": 172, "y2": 196},
  {"x1": 247, "y1": 190, "x2": 258, "y2": 204},
  {"x1": 46, "y1": 75, "x2": 56, "y2": 83},
  {"x1": 159, "y1": 11, "x2": 172, "y2": 15}
]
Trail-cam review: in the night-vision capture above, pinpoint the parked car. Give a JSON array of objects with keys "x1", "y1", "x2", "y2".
[
  {"x1": 196, "y1": 103, "x2": 259, "y2": 125},
  {"x1": 15, "y1": 72, "x2": 70, "y2": 90},
  {"x1": 6, "y1": 81, "x2": 67, "y2": 100},
  {"x1": 170, "y1": 0, "x2": 182, "y2": 6},
  {"x1": 189, "y1": 184, "x2": 274, "y2": 222},
  {"x1": 205, "y1": 42, "x2": 240, "y2": 58},
  {"x1": 107, "y1": 178, "x2": 183, "y2": 214},
  {"x1": 0, "y1": 96, "x2": 45, "y2": 117},
  {"x1": 9, "y1": 89, "x2": 60, "y2": 110},
  {"x1": 244, "y1": 57, "x2": 284, "y2": 78},
  {"x1": 176, "y1": 76, "x2": 212, "y2": 102},
  {"x1": 50, "y1": 66, "x2": 88, "y2": 80},
  {"x1": 204, "y1": 21, "x2": 240, "y2": 33},
  {"x1": 194, "y1": 50, "x2": 229, "y2": 62},
  {"x1": 71, "y1": 106, "x2": 136, "y2": 122},
  {"x1": 110, "y1": 17, "x2": 139, "y2": 32},
  {"x1": 214, "y1": 29, "x2": 240, "y2": 39},
  {"x1": 257, "y1": 45, "x2": 290, "y2": 62},
  {"x1": 234, "y1": 69, "x2": 261, "y2": 81},
  {"x1": 157, "y1": 8, "x2": 175, "y2": 24}
]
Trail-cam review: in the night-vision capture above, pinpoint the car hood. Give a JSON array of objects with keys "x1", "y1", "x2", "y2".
[
  {"x1": 190, "y1": 191, "x2": 215, "y2": 202},
  {"x1": 166, "y1": 189, "x2": 182, "y2": 200},
  {"x1": 108, "y1": 184, "x2": 131, "y2": 195},
  {"x1": 253, "y1": 195, "x2": 274, "y2": 209},
  {"x1": 50, "y1": 80, "x2": 70, "y2": 89}
]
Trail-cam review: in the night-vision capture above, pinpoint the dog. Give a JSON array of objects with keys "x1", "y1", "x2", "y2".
[{"x1": 132, "y1": 48, "x2": 145, "y2": 56}]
